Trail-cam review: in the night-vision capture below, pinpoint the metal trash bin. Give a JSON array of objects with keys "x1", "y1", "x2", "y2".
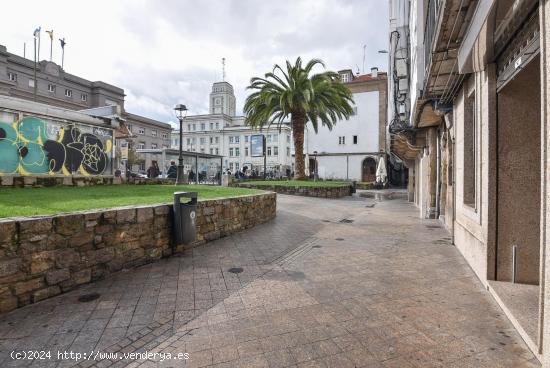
[{"x1": 173, "y1": 192, "x2": 198, "y2": 245}]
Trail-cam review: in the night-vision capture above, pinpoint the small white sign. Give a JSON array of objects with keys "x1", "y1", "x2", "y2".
[{"x1": 514, "y1": 57, "x2": 522, "y2": 69}]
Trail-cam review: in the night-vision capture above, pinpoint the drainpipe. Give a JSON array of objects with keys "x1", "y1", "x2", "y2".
[
  {"x1": 346, "y1": 154, "x2": 349, "y2": 180},
  {"x1": 435, "y1": 127, "x2": 441, "y2": 219}
]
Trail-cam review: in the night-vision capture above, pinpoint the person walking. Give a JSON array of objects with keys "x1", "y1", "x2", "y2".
[{"x1": 166, "y1": 161, "x2": 177, "y2": 179}]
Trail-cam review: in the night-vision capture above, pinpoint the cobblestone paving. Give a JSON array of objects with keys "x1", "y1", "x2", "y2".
[{"x1": 0, "y1": 193, "x2": 541, "y2": 367}]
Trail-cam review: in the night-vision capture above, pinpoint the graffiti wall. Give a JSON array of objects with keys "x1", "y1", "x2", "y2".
[{"x1": 0, "y1": 113, "x2": 113, "y2": 176}]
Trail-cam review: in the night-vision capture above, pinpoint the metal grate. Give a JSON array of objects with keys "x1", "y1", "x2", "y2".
[{"x1": 78, "y1": 293, "x2": 100, "y2": 303}]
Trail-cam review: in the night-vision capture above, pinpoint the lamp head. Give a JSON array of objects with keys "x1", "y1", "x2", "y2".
[{"x1": 174, "y1": 104, "x2": 188, "y2": 119}]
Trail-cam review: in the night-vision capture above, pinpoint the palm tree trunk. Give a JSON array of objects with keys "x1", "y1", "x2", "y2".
[{"x1": 291, "y1": 112, "x2": 306, "y2": 179}]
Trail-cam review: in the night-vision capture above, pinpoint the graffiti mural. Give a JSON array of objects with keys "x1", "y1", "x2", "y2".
[{"x1": 0, "y1": 116, "x2": 113, "y2": 176}]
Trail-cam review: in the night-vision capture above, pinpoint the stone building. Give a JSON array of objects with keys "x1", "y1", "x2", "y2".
[
  {"x1": 304, "y1": 68, "x2": 388, "y2": 181},
  {"x1": 388, "y1": 0, "x2": 550, "y2": 364},
  {"x1": 0, "y1": 44, "x2": 171, "y2": 173},
  {"x1": 173, "y1": 81, "x2": 294, "y2": 175}
]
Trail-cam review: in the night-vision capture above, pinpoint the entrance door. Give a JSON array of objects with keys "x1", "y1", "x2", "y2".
[
  {"x1": 362, "y1": 158, "x2": 376, "y2": 182},
  {"x1": 496, "y1": 55, "x2": 540, "y2": 284}
]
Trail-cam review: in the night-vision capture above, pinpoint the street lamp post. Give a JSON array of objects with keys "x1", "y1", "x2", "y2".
[{"x1": 174, "y1": 104, "x2": 188, "y2": 185}]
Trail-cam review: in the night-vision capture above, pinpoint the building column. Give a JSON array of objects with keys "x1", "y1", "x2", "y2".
[{"x1": 427, "y1": 126, "x2": 438, "y2": 218}]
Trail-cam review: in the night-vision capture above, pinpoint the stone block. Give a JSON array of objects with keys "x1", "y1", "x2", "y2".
[
  {"x1": 116, "y1": 209, "x2": 136, "y2": 224},
  {"x1": 154, "y1": 205, "x2": 170, "y2": 216},
  {"x1": 69, "y1": 231, "x2": 94, "y2": 247},
  {"x1": 0, "y1": 258, "x2": 21, "y2": 277},
  {"x1": 30, "y1": 251, "x2": 55, "y2": 274},
  {"x1": 55, "y1": 249, "x2": 80, "y2": 269},
  {"x1": 0, "y1": 293, "x2": 17, "y2": 313},
  {"x1": 19, "y1": 218, "x2": 52, "y2": 235},
  {"x1": 1, "y1": 176, "x2": 14, "y2": 186},
  {"x1": 0, "y1": 222, "x2": 16, "y2": 245},
  {"x1": 14, "y1": 277, "x2": 44, "y2": 295},
  {"x1": 45, "y1": 269, "x2": 70, "y2": 285},
  {"x1": 46, "y1": 233, "x2": 68, "y2": 249},
  {"x1": 137, "y1": 207, "x2": 154, "y2": 223},
  {"x1": 54, "y1": 214, "x2": 84, "y2": 236},
  {"x1": 73, "y1": 269, "x2": 91, "y2": 285},
  {"x1": 33, "y1": 286, "x2": 60, "y2": 302}
]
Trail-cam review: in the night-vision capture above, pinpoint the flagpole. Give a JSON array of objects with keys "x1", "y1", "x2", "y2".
[
  {"x1": 33, "y1": 37, "x2": 37, "y2": 101},
  {"x1": 37, "y1": 30, "x2": 41, "y2": 61}
]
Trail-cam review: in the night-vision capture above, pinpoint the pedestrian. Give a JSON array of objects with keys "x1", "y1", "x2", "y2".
[
  {"x1": 167, "y1": 161, "x2": 177, "y2": 179},
  {"x1": 147, "y1": 161, "x2": 160, "y2": 178}
]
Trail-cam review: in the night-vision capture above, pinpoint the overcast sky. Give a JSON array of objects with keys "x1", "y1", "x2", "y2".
[{"x1": 1, "y1": 0, "x2": 389, "y2": 127}]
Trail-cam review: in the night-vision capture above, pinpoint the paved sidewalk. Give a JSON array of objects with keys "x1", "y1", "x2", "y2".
[{"x1": 0, "y1": 193, "x2": 540, "y2": 367}]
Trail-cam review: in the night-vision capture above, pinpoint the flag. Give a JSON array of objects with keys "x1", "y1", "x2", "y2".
[
  {"x1": 59, "y1": 38, "x2": 66, "y2": 49},
  {"x1": 46, "y1": 30, "x2": 53, "y2": 40},
  {"x1": 33, "y1": 26, "x2": 41, "y2": 38}
]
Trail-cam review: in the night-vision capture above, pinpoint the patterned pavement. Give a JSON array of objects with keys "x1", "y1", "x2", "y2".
[{"x1": 0, "y1": 193, "x2": 540, "y2": 367}]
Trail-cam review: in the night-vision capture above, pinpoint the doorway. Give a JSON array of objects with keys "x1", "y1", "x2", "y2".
[{"x1": 362, "y1": 157, "x2": 377, "y2": 182}]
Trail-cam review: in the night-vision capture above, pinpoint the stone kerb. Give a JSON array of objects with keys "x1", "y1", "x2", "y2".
[
  {"x1": 0, "y1": 192, "x2": 275, "y2": 314},
  {"x1": 0, "y1": 175, "x2": 177, "y2": 187},
  {"x1": 232, "y1": 183, "x2": 351, "y2": 198}
]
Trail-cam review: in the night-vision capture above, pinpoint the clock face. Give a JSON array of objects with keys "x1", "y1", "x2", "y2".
[{"x1": 215, "y1": 98, "x2": 221, "y2": 105}]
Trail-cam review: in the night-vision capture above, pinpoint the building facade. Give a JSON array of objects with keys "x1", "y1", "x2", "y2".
[
  {"x1": 173, "y1": 81, "x2": 294, "y2": 176},
  {"x1": 389, "y1": 0, "x2": 550, "y2": 365},
  {"x1": 0, "y1": 44, "x2": 171, "y2": 173},
  {"x1": 304, "y1": 68, "x2": 388, "y2": 181}
]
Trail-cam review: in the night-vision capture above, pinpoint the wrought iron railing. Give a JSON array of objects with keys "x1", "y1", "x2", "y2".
[{"x1": 423, "y1": 0, "x2": 440, "y2": 83}]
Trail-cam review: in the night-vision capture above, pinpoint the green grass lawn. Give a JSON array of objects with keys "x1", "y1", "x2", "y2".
[
  {"x1": 242, "y1": 180, "x2": 351, "y2": 187},
  {"x1": 0, "y1": 185, "x2": 262, "y2": 218}
]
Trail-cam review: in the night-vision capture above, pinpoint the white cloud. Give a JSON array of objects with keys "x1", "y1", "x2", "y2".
[{"x1": 1, "y1": 0, "x2": 389, "y2": 123}]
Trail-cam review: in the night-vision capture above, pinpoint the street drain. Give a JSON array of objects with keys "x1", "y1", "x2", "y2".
[
  {"x1": 425, "y1": 225, "x2": 441, "y2": 229},
  {"x1": 339, "y1": 219, "x2": 354, "y2": 223},
  {"x1": 312, "y1": 245, "x2": 322, "y2": 248},
  {"x1": 228, "y1": 267, "x2": 243, "y2": 274},
  {"x1": 322, "y1": 220, "x2": 331, "y2": 223},
  {"x1": 335, "y1": 238, "x2": 345, "y2": 241},
  {"x1": 78, "y1": 293, "x2": 100, "y2": 303},
  {"x1": 365, "y1": 204, "x2": 376, "y2": 208}
]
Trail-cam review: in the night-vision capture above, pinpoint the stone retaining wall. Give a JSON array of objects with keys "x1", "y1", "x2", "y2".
[
  {"x1": 0, "y1": 176, "x2": 177, "y2": 187},
  {"x1": 0, "y1": 192, "x2": 275, "y2": 314},
  {"x1": 232, "y1": 183, "x2": 351, "y2": 198},
  {"x1": 356, "y1": 182, "x2": 375, "y2": 190}
]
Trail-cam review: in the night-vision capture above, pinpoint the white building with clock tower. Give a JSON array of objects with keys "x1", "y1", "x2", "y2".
[{"x1": 172, "y1": 80, "x2": 294, "y2": 176}]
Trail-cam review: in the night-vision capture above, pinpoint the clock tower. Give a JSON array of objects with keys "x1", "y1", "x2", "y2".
[{"x1": 209, "y1": 81, "x2": 236, "y2": 116}]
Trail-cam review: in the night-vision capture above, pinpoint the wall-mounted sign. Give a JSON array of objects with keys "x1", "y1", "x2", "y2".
[
  {"x1": 250, "y1": 134, "x2": 265, "y2": 157},
  {"x1": 120, "y1": 146, "x2": 128, "y2": 160}
]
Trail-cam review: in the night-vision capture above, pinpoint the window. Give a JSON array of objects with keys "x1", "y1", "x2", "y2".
[
  {"x1": 245, "y1": 135, "x2": 249, "y2": 143},
  {"x1": 272, "y1": 134, "x2": 278, "y2": 142},
  {"x1": 128, "y1": 124, "x2": 133, "y2": 132},
  {"x1": 188, "y1": 124, "x2": 192, "y2": 131},
  {"x1": 340, "y1": 73, "x2": 351, "y2": 83},
  {"x1": 353, "y1": 135, "x2": 358, "y2": 144},
  {"x1": 215, "y1": 148, "x2": 219, "y2": 155},
  {"x1": 162, "y1": 132, "x2": 168, "y2": 139},
  {"x1": 64, "y1": 89, "x2": 72, "y2": 97},
  {"x1": 235, "y1": 136, "x2": 240, "y2": 143},
  {"x1": 7, "y1": 72, "x2": 16, "y2": 82},
  {"x1": 210, "y1": 148, "x2": 214, "y2": 154},
  {"x1": 245, "y1": 147, "x2": 249, "y2": 156},
  {"x1": 28, "y1": 79, "x2": 35, "y2": 88},
  {"x1": 215, "y1": 136, "x2": 219, "y2": 144},
  {"x1": 139, "y1": 162, "x2": 146, "y2": 171},
  {"x1": 287, "y1": 147, "x2": 290, "y2": 156},
  {"x1": 210, "y1": 123, "x2": 214, "y2": 130},
  {"x1": 216, "y1": 122, "x2": 220, "y2": 129},
  {"x1": 338, "y1": 136, "x2": 345, "y2": 145},
  {"x1": 463, "y1": 90, "x2": 476, "y2": 207},
  {"x1": 210, "y1": 137, "x2": 213, "y2": 144},
  {"x1": 267, "y1": 135, "x2": 272, "y2": 143},
  {"x1": 235, "y1": 163, "x2": 239, "y2": 171},
  {"x1": 186, "y1": 138, "x2": 192, "y2": 145},
  {"x1": 200, "y1": 148, "x2": 205, "y2": 153},
  {"x1": 201, "y1": 123, "x2": 205, "y2": 130},
  {"x1": 192, "y1": 124, "x2": 196, "y2": 130},
  {"x1": 200, "y1": 137, "x2": 206, "y2": 145},
  {"x1": 267, "y1": 146, "x2": 272, "y2": 156},
  {"x1": 235, "y1": 148, "x2": 240, "y2": 156},
  {"x1": 229, "y1": 136, "x2": 234, "y2": 143},
  {"x1": 287, "y1": 135, "x2": 290, "y2": 143},
  {"x1": 273, "y1": 146, "x2": 278, "y2": 155},
  {"x1": 151, "y1": 143, "x2": 158, "y2": 149},
  {"x1": 137, "y1": 142, "x2": 145, "y2": 149},
  {"x1": 81, "y1": 93, "x2": 87, "y2": 102},
  {"x1": 138, "y1": 127, "x2": 145, "y2": 135},
  {"x1": 48, "y1": 84, "x2": 56, "y2": 93},
  {"x1": 151, "y1": 130, "x2": 157, "y2": 137},
  {"x1": 229, "y1": 148, "x2": 234, "y2": 156},
  {"x1": 351, "y1": 106, "x2": 358, "y2": 115}
]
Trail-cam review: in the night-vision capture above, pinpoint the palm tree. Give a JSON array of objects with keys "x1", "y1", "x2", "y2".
[{"x1": 244, "y1": 57, "x2": 354, "y2": 179}]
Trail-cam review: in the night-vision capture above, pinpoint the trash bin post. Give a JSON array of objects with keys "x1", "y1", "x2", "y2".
[{"x1": 173, "y1": 192, "x2": 198, "y2": 247}]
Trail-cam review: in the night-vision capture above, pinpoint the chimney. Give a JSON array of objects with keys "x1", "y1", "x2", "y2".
[{"x1": 371, "y1": 67, "x2": 378, "y2": 78}]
